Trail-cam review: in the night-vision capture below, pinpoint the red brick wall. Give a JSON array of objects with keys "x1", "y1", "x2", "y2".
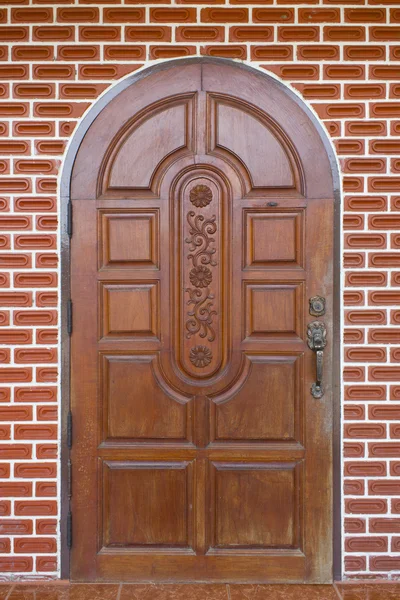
[{"x1": 0, "y1": 0, "x2": 399, "y2": 580}]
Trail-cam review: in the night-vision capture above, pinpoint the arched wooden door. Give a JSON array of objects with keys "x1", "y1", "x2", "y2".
[{"x1": 69, "y1": 59, "x2": 336, "y2": 583}]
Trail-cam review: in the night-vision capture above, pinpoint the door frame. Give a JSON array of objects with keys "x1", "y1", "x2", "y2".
[{"x1": 59, "y1": 57, "x2": 342, "y2": 581}]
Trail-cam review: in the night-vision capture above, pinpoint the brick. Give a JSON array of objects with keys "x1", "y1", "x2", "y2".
[
  {"x1": 15, "y1": 537, "x2": 56, "y2": 553},
  {"x1": 57, "y1": 7, "x2": 99, "y2": 22},
  {"x1": 346, "y1": 8, "x2": 386, "y2": 22},
  {"x1": 345, "y1": 536, "x2": 388, "y2": 552},
  {"x1": 36, "y1": 444, "x2": 57, "y2": 460},
  {"x1": 36, "y1": 520, "x2": 56, "y2": 535},
  {"x1": 15, "y1": 424, "x2": 57, "y2": 440},
  {"x1": 126, "y1": 26, "x2": 172, "y2": 42},
  {"x1": 0, "y1": 369, "x2": 32, "y2": 384},
  {"x1": 104, "y1": 45, "x2": 145, "y2": 61},
  {"x1": 253, "y1": 8, "x2": 294, "y2": 23},
  {"x1": 0, "y1": 520, "x2": 32, "y2": 535},
  {"x1": 324, "y1": 26, "x2": 366, "y2": 41},
  {"x1": 150, "y1": 46, "x2": 196, "y2": 59},
  {"x1": 201, "y1": 45, "x2": 246, "y2": 59},
  {"x1": 344, "y1": 518, "x2": 366, "y2": 533},
  {"x1": 371, "y1": 27, "x2": 400, "y2": 41},
  {"x1": 15, "y1": 501, "x2": 57, "y2": 517},
  {"x1": 344, "y1": 479, "x2": 364, "y2": 495},
  {"x1": 278, "y1": 26, "x2": 319, "y2": 41},
  {"x1": 343, "y1": 253, "x2": 364, "y2": 268},
  {"x1": 297, "y1": 45, "x2": 339, "y2": 60},
  {"x1": 0, "y1": 482, "x2": 32, "y2": 497},
  {"x1": 369, "y1": 442, "x2": 400, "y2": 456},
  {"x1": 15, "y1": 197, "x2": 56, "y2": 213},
  {"x1": 369, "y1": 480, "x2": 400, "y2": 495},
  {"x1": 371, "y1": 557, "x2": 400, "y2": 572},
  {"x1": 12, "y1": 46, "x2": 54, "y2": 61},
  {"x1": 36, "y1": 292, "x2": 57, "y2": 307},
  {"x1": 344, "y1": 423, "x2": 386, "y2": 439},
  {"x1": 346, "y1": 121, "x2": 386, "y2": 137},
  {"x1": 36, "y1": 482, "x2": 56, "y2": 497},
  {"x1": 33, "y1": 26, "x2": 74, "y2": 41},
  {"x1": 78, "y1": 65, "x2": 139, "y2": 80},
  {"x1": 344, "y1": 404, "x2": 364, "y2": 420},
  {"x1": 344, "y1": 367, "x2": 365, "y2": 382},
  {"x1": 0, "y1": 406, "x2": 32, "y2": 421},
  {"x1": 345, "y1": 461, "x2": 386, "y2": 477},
  {"x1": 37, "y1": 556, "x2": 57, "y2": 572},
  {"x1": 345, "y1": 556, "x2": 366, "y2": 572},
  {"x1": 345, "y1": 272, "x2": 387, "y2": 287},
  {"x1": 263, "y1": 65, "x2": 319, "y2": 80},
  {"x1": 0, "y1": 557, "x2": 32, "y2": 572},
  {"x1": 229, "y1": 26, "x2": 273, "y2": 42},
  {"x1": 37, "y1": 368, "x2": 58, "y2": 383},
  {"x1": 343, "y1": 215, "x2": 364, "y2": 230},
  {"x1": 345, "y1": 499, "x2": 387, "y2": 514},
  {"x1": 344, "y1": 329, "x2": 364, "y2": 344},
  {"x1": 345, "y1": 235, "x2": 386, "y2": 250},
  {"x1": 58, "y1": 45, "x2": 100, "y2": 61}
]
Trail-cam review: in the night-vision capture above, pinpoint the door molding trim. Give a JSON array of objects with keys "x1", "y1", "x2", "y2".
[{"x1": 59, "y1": 56, "x2": 342, "y2": 580}]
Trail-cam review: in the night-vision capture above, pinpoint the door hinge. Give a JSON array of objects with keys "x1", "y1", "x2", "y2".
[
  {"x1": 67, "y1": 201, "x2": 73, "y2": 237},
  {"x1": 67, "y1": 299, "x2": 73, "y2": 335},
  {"x1": 67, "y1": 410, "x2": 73, "y2": 449},
  {"x1": 67, "y1": 458, "x2": 72, "y2": 500},
  {"x1": 67, "y1": 510, "x2": 72, "y2": 550}
]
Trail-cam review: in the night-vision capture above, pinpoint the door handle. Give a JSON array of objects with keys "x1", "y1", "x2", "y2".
[{"x1": 307, "y1": 321, "x2": 327, "y2": 399}]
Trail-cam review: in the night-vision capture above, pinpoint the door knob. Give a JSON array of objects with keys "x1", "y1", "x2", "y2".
[{"x1": 307, "y1": 321, "x2": 327, "y2": 399}]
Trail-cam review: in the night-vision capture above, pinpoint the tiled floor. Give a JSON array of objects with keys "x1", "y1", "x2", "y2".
[{"x1": 0, "y1": 582, "x2": 397, "y2": 600}]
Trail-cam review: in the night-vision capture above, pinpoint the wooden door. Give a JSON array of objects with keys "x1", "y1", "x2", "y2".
[{"x1": 69, "y1": 60, "x2": 335, "y2": 583}]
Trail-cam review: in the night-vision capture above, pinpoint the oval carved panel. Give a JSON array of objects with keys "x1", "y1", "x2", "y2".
[{"x1": 172, "y1": 171, "x2": 230, "y2": 381}]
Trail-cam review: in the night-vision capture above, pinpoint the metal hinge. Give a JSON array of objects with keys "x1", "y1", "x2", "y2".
[
  {"x1": 67, "y1": 300, "x2": 73, "y2": 335},
  {"x1": 67, "y1": 510, "x2": 72, "y2": 550},
  {"x1": 67, "y1": 458, "x2": 72, "y2": 500},
  {"x1": 67, "y1": 410, "x2": 73, "y2": 449},
  {"x1": 67, "y1": 202, "x2": 73, "y2": 237}
]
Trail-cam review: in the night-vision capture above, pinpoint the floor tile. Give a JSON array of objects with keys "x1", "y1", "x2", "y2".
[
  {"x1": 120, "y1": 583, "x2": 228, "y2": 600},
  {"x1": 336, "y1": 583, "x2": 400, "y2": 600},
  {"x1": 8, "y1": 584, "x2": 119, "y2": 600},
  {"x1": 0, "y1": 586, "x2": 12, "y2": 600},
  {"x1": 228, "y1": 584, "x2": 338, "y2": 600}
]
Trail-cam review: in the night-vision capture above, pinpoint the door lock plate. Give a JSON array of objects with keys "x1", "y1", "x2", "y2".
[{"x1": 309, "y1": 296, "x2": 326, "y2": 317}]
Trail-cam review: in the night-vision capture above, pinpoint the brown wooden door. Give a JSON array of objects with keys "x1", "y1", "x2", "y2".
[{"x1": 69, "y1": 60, "x2": 335, "y2": 583}]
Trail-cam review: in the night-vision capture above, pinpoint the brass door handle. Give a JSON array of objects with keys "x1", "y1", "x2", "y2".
[{"x1": 307, "y1": 321, "x2": 327, "y2": 399}]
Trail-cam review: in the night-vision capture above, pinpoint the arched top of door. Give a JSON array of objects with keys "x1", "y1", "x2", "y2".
[{"x1": 65, "y1": 57, "x2": 339, "y2": 202}]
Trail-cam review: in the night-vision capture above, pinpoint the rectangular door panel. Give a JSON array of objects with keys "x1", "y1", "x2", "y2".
[
  {"x1": 209, "y1": 461, "x2": 302, "y2": 551},
  {"x1": 100, "y1": 354, "x2": 190, "y2": 443},
  {"x1": 100, "y1": 460, "x2": 194, "y2": 551},
  {"x1": 213, "y1": 355, "x2": 303, "y2": 443}
]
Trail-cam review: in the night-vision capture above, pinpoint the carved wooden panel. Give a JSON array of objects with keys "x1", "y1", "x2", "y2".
[
  {"x1": 101, "y1": 460, "x2": 193, "y2": 549},
  {"x1": 173, "y1": 173, "x2": 229, "y2": 381},
  {"x1": 100, "y1": 355, "x2": 190, "y2": 442},
  {"x1": 99, "y1": 210, "x2": 159, "y2": 270},
  {"x1": 208, "y1": 95, "x2": 296, "y2": 191},
  {"x1": 209, "y1": 461, "x2": 302, "y2": 549},
  {"x1": 100, "y1": 282, "x2": 160, "y2": 341},
  {"x1": 107, "y1": 96, "x2": 195, "y2": 191},
  {"x1": 244, "y1": 283, "x2": 304, "y2": 341},
  {"x1": 244, "y1": 210, "x2": 304, "y2": 269},
  {"x1": 212, "y1": 355, "x2": 303, "y2": 442}
]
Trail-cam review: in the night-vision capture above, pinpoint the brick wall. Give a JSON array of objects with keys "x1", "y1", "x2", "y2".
[{"x1": 0, "y1": 0, "x2": 399, "y2": 581}]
